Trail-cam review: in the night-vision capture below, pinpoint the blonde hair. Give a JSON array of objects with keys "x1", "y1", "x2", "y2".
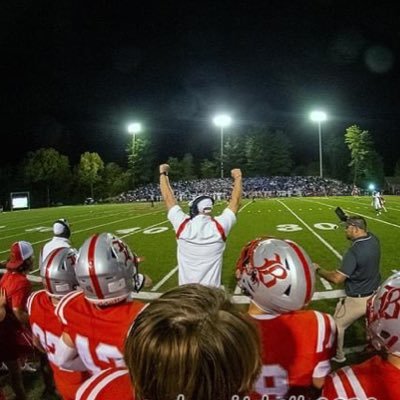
[{"x1": 125, "y1": 284, "x2": 261, "y2": 400}]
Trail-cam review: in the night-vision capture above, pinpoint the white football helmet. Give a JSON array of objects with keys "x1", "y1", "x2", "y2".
[
  {"x1": 367, "y1": 272, "x2": 400, "y2": 355},
  {"x1": 40, "y1": 247, "x2": 78, "y2": 298},
  {"x1": 236, "y1": 237, "x2": 315, "y2": 314},
  {"x1": 76, "y1": 233, "x2": 144, "y2": 305}
]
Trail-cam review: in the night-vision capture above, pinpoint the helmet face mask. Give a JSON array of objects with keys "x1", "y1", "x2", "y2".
[
  {"x1": 40, "y1": 247, "x2": 79, "y2": 298},
  {"x1": 76, "y1": 233, "x2": 143, "y2": 305},
  {"x1": 236, "y1": 237, "x2": 315, "y2": 314},
  {"x1": 367, "y1": 273, "x2": 400, "y2": 355}
]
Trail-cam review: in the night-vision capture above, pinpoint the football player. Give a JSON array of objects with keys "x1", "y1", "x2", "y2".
[
  {"x1": 55, "y1": 233, "x2": 146, "y2": 375},
  {"x1": 236, "y1": 237, "x2": 337, "y2": 400},
  {"x1": 75, "y1": 367, "x2": 133, "y2": 400},
  {"x1": 27, "y1": 247, "x2": 90, "y2": 400},
  {"x1": 322, "y1": 272, "x2": 400, "y2": 399}
]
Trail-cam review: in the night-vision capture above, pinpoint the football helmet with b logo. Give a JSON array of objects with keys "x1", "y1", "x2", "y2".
[
  {"x1": 76, "y1": 233, "x2": 144, "y2": 305},
  {"x1": 367, "y1": 272, "x2": 400, "y2": 356},
  {"x1": 236, "y1": 237, "x2": 315, "y2": 314},
  {"x1": 40, "y1": 247, "x2": 78, "y2": 298}
]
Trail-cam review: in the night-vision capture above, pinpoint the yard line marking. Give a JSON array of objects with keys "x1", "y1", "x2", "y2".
[
  {"x1": 277, "y1": 200, "x2": 343, "y2": 260},
  {"x1": 238, "y1": 201, "x2": 253, "y2": 213},
  {"x1": 151, "y1": 266, "x2": 178, "y2": 291},
  {"x1": 305, "y1": 199, "x2": 400, "y2": 229},
  {"x1": 320, "y1": 277, "x2": 333, "y2": 290},
  {"x1": 0, "y1": 210, "x2": 167, "y2": 255},
  {"x1": 27, "y1": 219, "x2": 171, "y2": 276}
]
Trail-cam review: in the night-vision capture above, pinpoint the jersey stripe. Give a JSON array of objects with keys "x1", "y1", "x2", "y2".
[
  {"x1": 55, "y1": 290, "x2": 82, "y2": 325},
  {"x1": 26, "y1": 290, "x2": 43, "y2": 315},
  {"x1": 337, "y1": 367, "x2": 357, "y2": 399},
  {"x1": 87, "y1": 235, "x2": 104, "y2": 299},
  {"x1": 211, "y1": 218, "x2": 226, "y2": 241},
  {"x1": 314, "y1": 311, "x2": 325, "y2": 353},
  {"x1": 176, "y1": 218, "x2": 190, "y2": 239},
  {"x1": 76, "y1": 368, "x2": 110, "y2": 400},
  {"x1": 326, "y1": 314, "x2": 336, "y2": 349},
  {"x1": 331, "y1": 372, "x2": 348, "y2": 399},
  {"x1": 343, "y1": 367, "x2": 368, "y2": 400},
  {"x1": 76, "y1": 368, "x2": 129, "y2": 400}
]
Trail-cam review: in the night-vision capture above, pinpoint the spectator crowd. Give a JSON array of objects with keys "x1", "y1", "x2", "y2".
[{"x1": 117, "y1": 175, "x2": 354, "y2": 203}]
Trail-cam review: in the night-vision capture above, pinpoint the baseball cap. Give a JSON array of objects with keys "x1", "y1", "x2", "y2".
[
  {"x1": 197, "y1": 198, "x2": 214, "y2": 214},
  {"x1": 53, "y1": 219, "x2": 70, "y2": 237},
  {"x1": 6, "y1": 241, "x2": 34, "y2": 269}
]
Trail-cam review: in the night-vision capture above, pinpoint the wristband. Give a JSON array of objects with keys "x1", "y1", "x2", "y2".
[{"x1": 160, "y1": 172, "x2": 168, "y2": 176}]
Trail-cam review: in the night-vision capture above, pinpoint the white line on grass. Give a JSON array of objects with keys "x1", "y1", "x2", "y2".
[
  {"x1": 238, "y1": 200, "x2": 253, "y2": 213},
  {"x1": 151, "y1": 267, "x2": 178, "y2": 291},
  {"x1": 277, "y1": 200, "x2": 343, "y2": 260},
  {"x1": 305, "y1": 199, "x2": 400, "y2": 229},
  {"x1": 320, "y1": 277, "x2": 333, "y2": 290}
]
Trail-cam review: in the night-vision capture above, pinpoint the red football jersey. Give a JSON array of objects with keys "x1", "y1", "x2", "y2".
[
  {"x1": 55, "y1": 291, "x2": 145, "y2": 374},
  {"x1": 27, "y1": 290, "x2": 89, "y2": 400},
  {"x1": 75, "y1": 368, "x2": 134, "y2": 400},
  {"x1": 250, "y1": 310, "x2": 337, "y2": 399},
  {"x1": 322, "y1": 355, "x2": 400, "y2": 400}
]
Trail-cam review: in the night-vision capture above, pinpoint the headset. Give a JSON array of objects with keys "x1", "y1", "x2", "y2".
[
  {"x1": 189, "y1": 195, "x2": 215, "y2": 219},
  {"x1": 54, "y1": 218, "x2": 71, "y2": 238}
]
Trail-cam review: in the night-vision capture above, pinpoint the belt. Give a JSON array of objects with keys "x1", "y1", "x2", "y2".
[{"x1": 348, "y1": 291, "x2": 375, "y2": 298}]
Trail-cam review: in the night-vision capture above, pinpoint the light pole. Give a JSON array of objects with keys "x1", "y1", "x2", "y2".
[
  {"x1": 127, "y1": 122, "x2": 142, "y2": 151},
  {"x1": 127, "y1": 122, "x2": 142, "y2": 188},
  {"x1": 309, "y1": 111, "x2": 327, "y2": 178},
  {"x1": 213, "y1": 114, "x2": 232, "y2": 178}
]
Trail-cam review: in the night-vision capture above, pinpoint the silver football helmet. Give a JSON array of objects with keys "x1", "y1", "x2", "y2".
[
  {"x1": 367, "y1": 272, "x2": 400, "y2": 356},
  {"x1": 40, "y1": 247, "x2": 79, "y2": 298},
  {"x1": 76, "y1": 233, "x2": 144, "y2": 305},
  {"x1": 236, "y1": 237, "x2": 315, "y2": 314}
]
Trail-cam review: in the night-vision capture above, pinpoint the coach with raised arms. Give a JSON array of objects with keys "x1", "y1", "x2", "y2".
[{"x1": 159, "y1": 163, "x2": 242, "y2": 288}]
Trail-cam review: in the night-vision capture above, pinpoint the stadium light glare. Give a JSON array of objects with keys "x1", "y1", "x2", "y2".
[
  {"x1": 309, "y1": 110, "x2": 327, "y2": 178},
  {"x1": 213, "y1": 114, "x2": 232, "y2": 179},
  {"x1": 368, "y1": 183, "x2": 375, "y2": 191}
]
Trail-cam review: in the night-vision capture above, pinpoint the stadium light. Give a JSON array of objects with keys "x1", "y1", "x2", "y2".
[
  {"x1": 368, "y1": 183, "x2": 375, "y2": 191},
  {"x1": 213, "y1": 114, "x2": 232, "y2": 179},
  {"x1": 127, "y1": 122, "x2": 142, "y2": 143},
  {"x1": 310, "y1": 110, "x2": 327, "y2": 178}
]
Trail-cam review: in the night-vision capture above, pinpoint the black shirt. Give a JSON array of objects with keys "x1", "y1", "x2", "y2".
[{"x1": 339, "y1": 233, "x2": 381, "y2": 296}]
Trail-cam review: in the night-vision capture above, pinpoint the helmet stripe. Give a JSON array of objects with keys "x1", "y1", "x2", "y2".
[
  {"x1": 45, "y1": 247, "x2": 63, "y2": 294},
  {"x1": 87, "y1": 234, "x2": 104, "y2": 299},
  {"x1": 287, "y1": 241, "x2": 312, "y2": 304}
]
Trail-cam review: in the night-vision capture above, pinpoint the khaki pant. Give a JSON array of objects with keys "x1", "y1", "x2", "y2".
[{"x1": 333, "y1": 295, "x2": 371, "y2": 359}]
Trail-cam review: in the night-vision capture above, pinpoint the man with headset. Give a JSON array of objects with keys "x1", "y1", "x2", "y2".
[
  {"x1": 41, "y1": 219, "x2": 75, "y2": 264},
  {"x1": 159, "y1": 163, "x2": 242, "y2": 287}
]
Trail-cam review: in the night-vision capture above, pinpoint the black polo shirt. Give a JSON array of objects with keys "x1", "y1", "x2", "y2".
[{"x1": 339, "y1": 233, "x2": 381, "y2": 296}]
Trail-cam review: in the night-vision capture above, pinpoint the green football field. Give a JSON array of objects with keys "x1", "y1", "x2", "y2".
[
  {"x1": 1, "y1": 196, "x2": 398, "y2": 398},
  {"x1": 1, "y1": 195, "x2": 398, "y2": 296}
]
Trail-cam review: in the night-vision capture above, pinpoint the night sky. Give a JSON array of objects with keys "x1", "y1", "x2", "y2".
[{"x1": 1, "y1": 1, "x2": 399, "y2": 173}]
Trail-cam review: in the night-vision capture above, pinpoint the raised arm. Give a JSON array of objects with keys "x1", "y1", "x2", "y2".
[
  {"x1": 228, "y1": 168, "x2": 242, "y2": 214},
  {"x1": 159, "y1": 164, "x2": 177, "y2": 211}
]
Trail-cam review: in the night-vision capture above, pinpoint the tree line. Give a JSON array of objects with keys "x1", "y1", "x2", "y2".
[{"x1": 0, "y1": 124, "x2": 389, "y2": 208}]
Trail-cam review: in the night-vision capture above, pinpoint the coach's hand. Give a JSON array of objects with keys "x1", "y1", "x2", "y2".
[
  {"x1": 159, "y1": 164, "x2": 170, "y2": 174},
  {"x1": 231, "y1": 168, "x2": 242, "y2": 179}
]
